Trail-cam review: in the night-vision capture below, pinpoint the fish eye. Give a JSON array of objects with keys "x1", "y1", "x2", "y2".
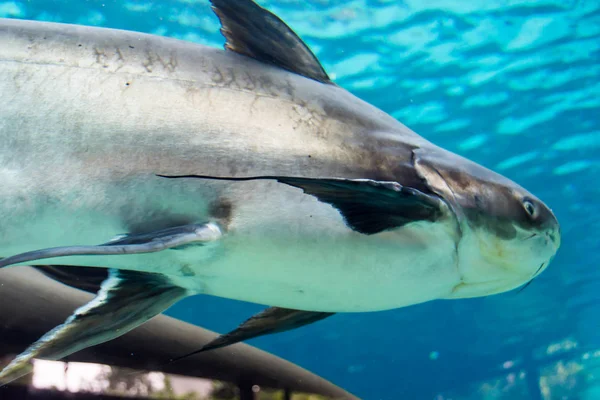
[{"x1": 523, "y1": 199, "x2": 536, "y2": 218}]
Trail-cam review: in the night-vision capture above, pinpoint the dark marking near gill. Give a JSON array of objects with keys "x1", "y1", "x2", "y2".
[
  {"x1": 464, "y1": 209, "x2": 517, "y2": 241},
  {"x1": 210, "y1": 0, "x2": 332, "y2": 84},
  {"x1": 157, "y1": 174, "x2": 444, "y2": 235},
  {"x1": 209, "y1": 198, "x2": 233, "y2": 226},
  {"x1": 450, "y1": 176, "x2": 521, "y2": 239},
  {"x1": 464, "y1": 183, "x2": 521, "y2": 240},
  {"x1": 168, "y1": 307, "x2": 333, "y2": 363},
  {"x1": 443, "y1": 169, "x2": 473, "y2": 192}
]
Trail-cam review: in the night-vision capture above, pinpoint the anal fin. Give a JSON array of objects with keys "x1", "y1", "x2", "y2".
[
  {"x1": 0, "y1": 269, "x2": 187, "y2": 386},
  {"x1": 170, "y1": 307, "x2": 333, "y2": 363}
]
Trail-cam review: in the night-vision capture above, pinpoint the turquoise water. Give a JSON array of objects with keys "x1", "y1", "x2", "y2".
[{"x1": 2, "y1": 0, "x2": 599, "y2": 399}]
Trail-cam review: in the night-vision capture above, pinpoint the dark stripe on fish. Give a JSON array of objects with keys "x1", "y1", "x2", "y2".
[{"x1": 157, "y1": 174, "x2": 445, "y2": 235}]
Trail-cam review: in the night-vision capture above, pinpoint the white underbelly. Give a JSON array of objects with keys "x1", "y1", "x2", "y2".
[
  {"x1": 0, "y1": 212, "x2": 460, "y2": 313},
  {"x1": 180, "y1": 219, "x2": 461, "y2": 313}
]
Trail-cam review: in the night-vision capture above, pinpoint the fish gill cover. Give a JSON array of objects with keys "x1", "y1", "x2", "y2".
[{"x1": 1, "y1": 0, "x2": 598, "y2": 399}]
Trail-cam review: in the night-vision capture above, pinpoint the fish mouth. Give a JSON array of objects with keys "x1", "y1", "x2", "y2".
[
  {"x1": 447, "y1": 277, "x2": 529, "y2": 299},
  {"x1": 523, "y1": 233, "x2": 538, "y2": 241},
  {"x1": 450, "y1": 260, "x2": 548, "y2": 298},
  {"x1": 448, "y1": 225, "x2": 558, "y2": 300},
  {"x1": 523, "y1": 230, "x2": 560, "y2": 248},
  {"x1": 521, "y1": 231, "x2": 561, "y2": 268}
]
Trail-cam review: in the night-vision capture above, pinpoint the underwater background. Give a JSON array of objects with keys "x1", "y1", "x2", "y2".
[{"x1": 2, "y1": 0, "x2": 598, "y2": 399}]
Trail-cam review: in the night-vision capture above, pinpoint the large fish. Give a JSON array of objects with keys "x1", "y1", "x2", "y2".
[{"x1": 0, "y1": 0, "x2": 559, "y2": 385}]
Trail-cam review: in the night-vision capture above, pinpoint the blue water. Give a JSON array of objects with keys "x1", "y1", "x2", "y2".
[{"x1": 3, "y1": 0, "x2": 599, "y2": 399}]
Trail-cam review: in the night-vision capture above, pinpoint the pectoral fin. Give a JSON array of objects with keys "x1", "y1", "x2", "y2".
[
  {"x1": 0, "y1": 223, "x2": 222, "y2": 269},
  {"x1": 273, "y1": 177, "x2": 444, "y2": 234},
  {"x1": 158, "y1": 175, "x2": 446, "y2": 235},
  {"x1": 169, "y1": 307, "x2": 333, "y2": 363},
  {"x1": 0, "y1": 269, "x2": 187, "y2": 387}
]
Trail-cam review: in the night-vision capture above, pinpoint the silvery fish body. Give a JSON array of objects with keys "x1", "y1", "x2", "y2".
[{"x1": 0, "y1": 0, "x2": 559, "y2": 386}]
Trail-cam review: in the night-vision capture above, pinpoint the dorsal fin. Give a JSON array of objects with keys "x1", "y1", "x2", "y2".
[{"x1": 210, "y1": 0, "x2": 332, "y2": 84}]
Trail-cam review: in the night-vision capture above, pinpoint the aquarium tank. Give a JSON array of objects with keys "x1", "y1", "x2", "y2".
[{"x1": 0, "y1": 0, "x2": 598, "y2": 399}]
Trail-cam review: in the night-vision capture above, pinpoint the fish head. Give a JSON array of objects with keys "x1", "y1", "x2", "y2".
[{"x1": 413, "y1": 147, "x2": 560, "y2": 298}]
